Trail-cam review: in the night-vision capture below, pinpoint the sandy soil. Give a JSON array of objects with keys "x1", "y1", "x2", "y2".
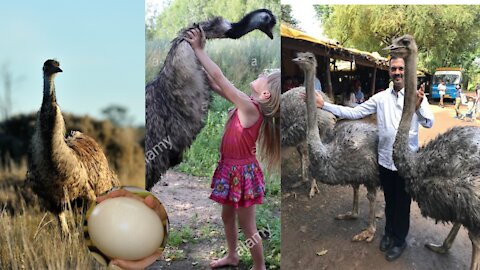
[{"x1": 281, "y1": 102, "x2": 479, "y2": 270}]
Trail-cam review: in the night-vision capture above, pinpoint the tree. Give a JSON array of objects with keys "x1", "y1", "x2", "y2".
[
  {"x1": 149, "y1": 0, "x2": 281, "y2": 40},
  {"x1": 317, "y1": 5, "x2": 480, "y2": 74},
  {"x1": 101, "y1": 105, "x2": 134, "y2": 127},
  {"x1": 281, "y1": 4, "x2": 299, "y2": 28}
]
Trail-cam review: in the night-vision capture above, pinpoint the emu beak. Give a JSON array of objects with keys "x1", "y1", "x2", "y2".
[
  {"x1": 56, "y1": 67, "x2": 63, "y2": 73},
  {"x1": 263, "y1": 29, "x2": 274, "y2": 39}
]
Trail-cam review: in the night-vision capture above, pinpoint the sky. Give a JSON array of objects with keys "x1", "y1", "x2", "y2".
[
  {"x1": 0, "y1": 1, "x2": 145, "y2": 126},
  {"x1": 281, "y1": 0, "x2": 324, "y2": 39}
]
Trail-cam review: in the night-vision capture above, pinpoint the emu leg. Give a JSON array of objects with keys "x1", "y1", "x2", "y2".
[
  {"x1": 469, "y1": 231, "x2": 480, "y2": 270},
  {"x1": 336, "y1": 185, "x2": 359, "y2": 220},
  {"x1": 425, "y1": 223, "x2": 461, "y2": 254},
  {"x1": 58, "y1": 211, "x2": 70, "y2": 236},
  {"x1": 352, "y1": 187, "x2": 377, "y2": 242}
]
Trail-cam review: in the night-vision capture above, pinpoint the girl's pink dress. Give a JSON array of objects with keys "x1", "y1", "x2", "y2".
[{"x1": 210, "y1": 100, "x2": 265, "y2": 208}]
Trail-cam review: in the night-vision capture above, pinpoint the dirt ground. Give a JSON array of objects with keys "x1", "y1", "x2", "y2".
[
  {"x1": 281, "y1": 101, "x2": 479, "y2": 270},
  {"x1": 147, "y1": 171, "x2": 252, "y2": 270}
]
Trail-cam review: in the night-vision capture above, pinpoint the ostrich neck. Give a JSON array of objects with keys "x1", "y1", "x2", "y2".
[
  {"x1": 393, "y1": 53, "x2": 417, "y2": 173},
  {"x1": 304, "y1": 65, "x2": 326, "y2": 154}
]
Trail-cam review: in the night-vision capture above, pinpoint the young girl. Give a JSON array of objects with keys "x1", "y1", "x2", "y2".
[{"x1": 185, "y1": 28, "x2": 280, "y2": 270}]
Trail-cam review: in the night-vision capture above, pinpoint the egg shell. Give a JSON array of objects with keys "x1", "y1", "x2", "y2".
[{"x1": 87, "y1": 197, "x2": 164, "y2": 260}]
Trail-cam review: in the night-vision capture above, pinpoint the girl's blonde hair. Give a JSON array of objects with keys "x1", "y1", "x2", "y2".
[{"x1": 256, "y1": 70, "x2": 280, "y2": 173}]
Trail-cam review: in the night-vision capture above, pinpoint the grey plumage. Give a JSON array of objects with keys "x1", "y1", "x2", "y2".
[
  {"x1": 388, "y1": 35, "x2": 480, "y2": 269},
  {"x1": 27, "y1": 59, "x2": 119, "y2": 234},
  {"x1": 145, "y1": 9, "x2": 276, "y2": 190},
  {"x1": 295, "y1": 52, "x2": 380, "y2": 242}
]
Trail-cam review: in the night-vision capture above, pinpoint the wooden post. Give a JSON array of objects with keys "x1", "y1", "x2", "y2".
[
  {"x1": 371, "y1": 66, "x2": 377, "y2": 97},
  {"x1": 325, "y1": 56, "x2": 333, "y2": 99}
]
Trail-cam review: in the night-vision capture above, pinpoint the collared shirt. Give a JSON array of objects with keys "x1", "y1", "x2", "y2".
[{"x1": 322, "y1": 88, "x2": 434, "y2": 171}]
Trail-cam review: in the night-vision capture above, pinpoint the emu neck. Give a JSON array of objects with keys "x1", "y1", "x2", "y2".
[
  {"x1": 393, "y1": 53, "x2": 417, "y2": 173},
  {"x1": 43, "y1": 75, "x2": 57, "y2": 106},
  {"x1": 39, "y1": 74, "x2": 67, "y2": 161}
]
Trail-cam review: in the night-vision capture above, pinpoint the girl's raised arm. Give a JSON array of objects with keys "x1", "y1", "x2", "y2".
[{"x1": 184, "y1": 28, "x2": 258, "y2": 121}]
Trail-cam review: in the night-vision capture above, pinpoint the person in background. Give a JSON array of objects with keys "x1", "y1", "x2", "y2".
[
  {"x1": 314, "y1": 76, "x2": 323, "y2": 93},
  {"x1": 476, "y1": 84, "x2": 480, "y2": 120},
  {"x1": 454, "y1": 84, "x2": 464, "y2": 119},
  {"x1": 438, "y1": 80, "x2": 446, "y2": 108}
]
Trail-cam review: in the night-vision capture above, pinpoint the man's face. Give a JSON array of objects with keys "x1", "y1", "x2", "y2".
[{"x1": 389, "y1": 58, "x2": 405, "y2": 90}]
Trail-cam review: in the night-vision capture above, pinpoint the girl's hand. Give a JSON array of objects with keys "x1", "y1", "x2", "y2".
[{"x1": 184, "y1": 27, "x2": 205, "y2": 51}]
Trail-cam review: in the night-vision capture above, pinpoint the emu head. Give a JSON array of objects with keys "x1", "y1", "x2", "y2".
[
  {"x1": 384, "y1": 34, "x2": 417, "y2": 58},
  {"x1": 292, "y1": 52, "x2": 317, "y2": 72},
  {"x1": 43, "y1": 59, "x2": 63, "y2": 78},
  {"x1": 238, "y1": 8, "x2": 277, "y2": 39}
]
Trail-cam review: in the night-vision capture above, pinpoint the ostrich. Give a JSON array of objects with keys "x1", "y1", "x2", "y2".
[
  {"x1": 146, "y1": 9, "x2": 276, "y2": 190},
  {"x1": 281, "y1": 87, "x2": 336, "y2": 197},
  {"x1": 296, "y1": 52, "x2": 380, "y2": 242},
  {"x1": 387, "y1": 35, "x2": 480, "y2": 269},
  {"x1": 27, "y1": 59, "x2": 119, "y2": 234}
]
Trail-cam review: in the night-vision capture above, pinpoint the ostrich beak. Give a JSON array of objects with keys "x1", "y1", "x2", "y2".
[{"x1": 383, "y1": 44, "x2": 403, "y2": 52}]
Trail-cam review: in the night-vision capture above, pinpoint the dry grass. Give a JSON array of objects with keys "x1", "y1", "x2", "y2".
[{"x1": 0, "y1": 188, "x2": 104, "y2": 270}]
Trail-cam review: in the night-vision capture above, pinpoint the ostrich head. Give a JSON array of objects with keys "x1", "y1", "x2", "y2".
[
  {"x1": 384, "y1": 34, "x2": 417, "y2": 58},
  {"x1": 43, "y1": 59, "x2": 63, "y2": 78},
  {"x1": 292, "y1": 52, "x2": 317, "y2": 71}
]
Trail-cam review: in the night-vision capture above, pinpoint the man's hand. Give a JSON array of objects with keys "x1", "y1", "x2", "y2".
[
  {"x1": 299, "y1": 91, "x2": 325, "y2": 108},
  {"x1": 416, "y1": 83, "x2": 425, "y2": 111}
]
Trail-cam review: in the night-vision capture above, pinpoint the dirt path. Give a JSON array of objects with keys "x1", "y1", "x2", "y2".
[
  {"x1": 281, "y1": 103, "x2": 479, "y2": 270},
  {"x1": 147, "y1": 170, "x2": 250, "y2": 270}
]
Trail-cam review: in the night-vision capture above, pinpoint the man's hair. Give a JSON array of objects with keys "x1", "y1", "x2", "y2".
[{"x1": 389, "y1": 55, "x2": 400, "y2": 64}]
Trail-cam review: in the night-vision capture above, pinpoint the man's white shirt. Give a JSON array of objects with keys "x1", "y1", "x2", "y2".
[{"x1": 322, "y1": 88, "x2": 434, "y2": 171}]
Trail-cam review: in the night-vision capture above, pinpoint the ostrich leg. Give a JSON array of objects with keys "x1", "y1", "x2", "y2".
[
  {"x1": 294, "y1": 143, "x2": 320, "y2": 197},
  {"x1": 336, "y1": 184, "x2": 360, "y2": 220},
  {"x1": 309, "y1": 177, "x2": 320, "y2": 198},
  {"x1": 425, "y1": 223, "x2": 461, "y2": 254},
  {"x1": 352, "y1": 186, "x2": 377, "y2": 242},
  {"x1": 469, "y1": 231, "x2": 480, "y2": 270}
]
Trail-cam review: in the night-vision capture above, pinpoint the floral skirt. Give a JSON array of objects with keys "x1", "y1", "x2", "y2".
[{"x1": 210, "y1": 156, "x2": 265, "y2": 208}]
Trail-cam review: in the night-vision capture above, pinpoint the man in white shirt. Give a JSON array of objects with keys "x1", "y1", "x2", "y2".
[
  {"x1": 312, "y1": 56, "x2": 434, "y2": 261},
  {"x1": 438, "y1": 80, "x2": 446, "y2": 108}
]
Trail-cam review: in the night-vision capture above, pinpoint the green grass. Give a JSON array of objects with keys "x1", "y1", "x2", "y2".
[{"x1": 168, "y1": 226, "x2": 196, "y2": 247}]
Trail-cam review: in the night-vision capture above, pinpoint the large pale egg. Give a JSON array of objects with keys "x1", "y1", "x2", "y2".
[{"x1": 87, "y1": 197, "x2": 164, "y2": 261}]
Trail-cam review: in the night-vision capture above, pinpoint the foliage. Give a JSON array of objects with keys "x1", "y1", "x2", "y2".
[
  {"x1": 316, "y1": 5, "x2": 480, "y2": 79},
  {"x1": 101, "y1": 105, "x2": 134, "y2": 127},
  {"x1": 280, "y1": 4, "x2": 299, "y2": 28},
  {"x1": 150, "y1": 0, "x2": 281, "y2": 41}
]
